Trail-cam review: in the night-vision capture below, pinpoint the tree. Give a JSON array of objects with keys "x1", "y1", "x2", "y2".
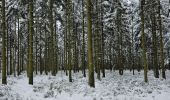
[
  {"x1": 9, "y1": 19, "x2": 13, "y2": 75},
  {"x1": 2, "y1": 0, "x2": 7, "y2": 84},
  {"x1": 28, "y1": 0, "x2": 34, "y2": 85},
  {"x1": 101, "y1": 0, "x2": 105, "y2": 78},
  {"x1": 68, "y1": 0, "x2": 72, "y2": 82},
  {"x1": 54, "y1": 17, "x2": 58, "y2": 74},
  {"x1": 35, "y1": 21, "x2": 38, "y2": 75},
  {"x1": 44, "y1": 24, "x2": 49, "y2": 75},
  {"x1": 87, "y1": 0, "x2": 95, "y2": 87},
  {"x1": 39, "y1": 19, "x2": 43, "y2": 75},
  {"x1": 141, "y1": 0, "x2": 148, "y2": 83},
  {"x1": 49, "y1": 0, "x2": 56, "y2": 76},
  {"x1": 157, "y1": 0, "x2": 166, "y2": 79},
  {"x1": 17, "y1": 16, "x2": 20, "y2": 76},
  {"x1": 27, "y1": 4, "x2": 30, "y2": 77},
  {"x1": 94, "y1": 0, "x2": 101, "y2": 80},
  {"x1": 82, "y1": 0, "x2": 86, "y2": 77},
  {"x1": 6, "y1": 18, "x2": 9, "y2": 75},
  {"x1": 116, "y1": 4, "x2": 124, "y2": 75},
  {"x1": 150, "y1": 2, "x2": 159, "y2": 78},
  {"x1": 64, "y1": 0, "x2": 68, "y2": 76}
]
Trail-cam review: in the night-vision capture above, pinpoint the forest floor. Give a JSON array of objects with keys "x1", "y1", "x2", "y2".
[{"x1": 0, "y1": 70, "x2": 170, "y2": 100}]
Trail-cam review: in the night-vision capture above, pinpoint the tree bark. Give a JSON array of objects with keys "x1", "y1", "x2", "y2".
[
  {"x1": 28, "y1": 0, "x2": 34, "y2": 85},
  {"x1": 87, "y1": 0, "x2": 95, "y2": 87},
  {"x1": 2, "y1": 0, "x2": 7, "y2": 84},
  {"x1": 158, "y1": 0, "x2": 166, "y2": 79},
  {"x1": 141, "y1": 0, "x2": 148, "y2": 83}
]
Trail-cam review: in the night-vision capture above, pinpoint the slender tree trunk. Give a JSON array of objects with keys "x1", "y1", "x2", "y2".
[
  {"x1": 101, "y1": 0, "x2": 105, "y2": 78},
  {"x1": 72, "y1": 3, "x2": 76, "y2": 73},
  {"x1": 131, "y1": 14, "x2": 135, "y2": 75},
  {"x1": 49, "y1": 0, "x2": 55, "y2": 76},
  {"x1": 82, "y1": 0, "x2": 86, "y2": 77},
  {"x1": 151, "y1": 9, "x2": 159, "y2": 78},
  {"x1": 13, "y1": 47, "x2": 16, "y2": 77},
  {"x1": 40, "y1": 21, "x2": 43, "y2": 75},
  {"x1": 27, "y1": 5, "x2": 30, "y2": 77},
  {"x1": 158, "y1": 0, "x2": 166, "y2": 79},
  {"x1": 35, "y1": 24, "x2": 38, "y2": 75},
  {"x1": 64, "y1": 4, "x2": 68, "y2": 76},
  {"x1": 95, "y1": 0, "x2": 101, "y2": 80},
  {"x1": 141, "y1": 0, "x2": 148, "y2": 83},
  {"x1": 9, "y1": 17, "x2": 12, "y2": 75},
  {"x1": 19, "y1": 23, "x2": 22, "y2": 73},
  {"x1": 20, "y1": 46, "x2": 23, "y2": 72},
  {"x1": 17, "y1": 17, "x2": 20, "y2": 76},
  {"x1": 117, "y1": 8, "x2": 123, "y2": 75},
  {"x1": 44, "y1": 24, "x2": 48, "y2": 75},
  {"x1": 67, "y1": 0, "x2": 72, "y2": 82},
  {"x1": 2, "y1": 0, "x2": 7, "y2": 84},
  {"x1": 28, "y1": 0, "x2": 34, "y2": 85},
  {"x1": 87, "y1": 0, "x2": 95, "y2": 87},
  {"x1": 54, "y1": 20, "x2": 58, "y2": 74},
  {"x1": 6, "y1": 19, "x2": 9, "y2": 75}
]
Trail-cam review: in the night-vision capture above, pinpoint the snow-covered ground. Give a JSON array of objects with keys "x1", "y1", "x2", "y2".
[{"x1": 0, "y1": 70, "x2": 170, "y2": 100}]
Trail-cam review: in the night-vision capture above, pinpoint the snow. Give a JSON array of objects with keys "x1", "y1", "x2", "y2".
[{"x1": 1, "y1": 70, "x2": 170, "y2": 100}]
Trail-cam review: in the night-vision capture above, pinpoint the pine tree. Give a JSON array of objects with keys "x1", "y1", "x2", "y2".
[
  {"x1": 27, "y1": 5, "x2": 30, "y2": 77},
  {"x1": 17, "y1": 16, "x2": 20, "y2": 76},
  {"x1": 141, "y1": 0, "x2": 148, "y2": 83},
  {"x1": 150, "y1": 4, "x2": 159, "y2": 78},
  {"x1": 94, "y1": 0, "x2": 101, "y2": 80},
  {"x1": 44, "y1": 23, "x2": 48, "y2": 75},
  {"x1": 28, "y1": 0, "x2": 34, "y2": 85},
  {"x1": 87, "y1": 0, "x2": 95, "y2": 87},
  {"x1": 39, "y1": 20, "x2": 43, "y2": 75},
  {"x1": 64, "y1": 0, "x2": 68, "y2": 76},
  {"x1": 9, "y1": 25, "x2": 13, "y2": 75},
  {"x1": 116, "y1": 4, "x2": 123, "y2": 75},
  {"x1": 49, "y1": 0, "x2": 56, "y2": 76},
  {"x1": 101, "y1": 0, "x2": 105, "y2": 77},
  {"x1": 35, "y1": 19, "x2": 38, "y2": 75},
  {"x1": 6, "y1": 19, "x2": 9, "y2": 75},
  {"x1": 54, "y1": 18, "x2": 58, "y2": 74},
  {"x1": 131, "y1": 12, "x2": 135, "y2": 75},
  {"x1": 2, "y1": 0, "x2": 7, "y2": 84},
  {"x1": 82, "y1": 0, "x2": 86, "y2": 77},
  {"x1": 68, "y1": 0, "x2": 72, "y2": 82},
  {"x1": 157, "y1": 0, "x2": 166, "y2": 79}
]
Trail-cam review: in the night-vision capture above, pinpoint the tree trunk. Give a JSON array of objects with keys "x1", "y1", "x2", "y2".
[
  {"x1": 82, "y1": 0, "x2": 86, "y2": 77},
  {"x1": 40, "y1": 21, "x2": 43, "y2": 75},
  {"x1": 6, "y1": 19, "x2": 9, "y2": 75},
  {"x1": 28, "y1": 0, "x2": 34, "y2": 85},
  {"x1": 49, "y1": 0, "x2": 55, "y2": 76},
  {"x1": 141, "y1": 0, "x2": 148, "y2": 83},
  {"x1": 151, "y1": 8, "x2": 159, "y2": 78},
  {"x1": 158, "y1": 0, "x2": 166, "y2": 79},
  {"x1": 67, "y1": 0, "x2": 73, "y2": 82},
  {"x1": 101, "y1": 0, "x2": 105, "y2": 78},
  {"x1": 2, "y1": 0, "x2": 7, "y2": 84},
  {"x1": 17, "y1": 17, "x2": 20, "y2": 76},
  {"x1": 87, "y1": 0, "x2": 95, "y2": 87}
]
